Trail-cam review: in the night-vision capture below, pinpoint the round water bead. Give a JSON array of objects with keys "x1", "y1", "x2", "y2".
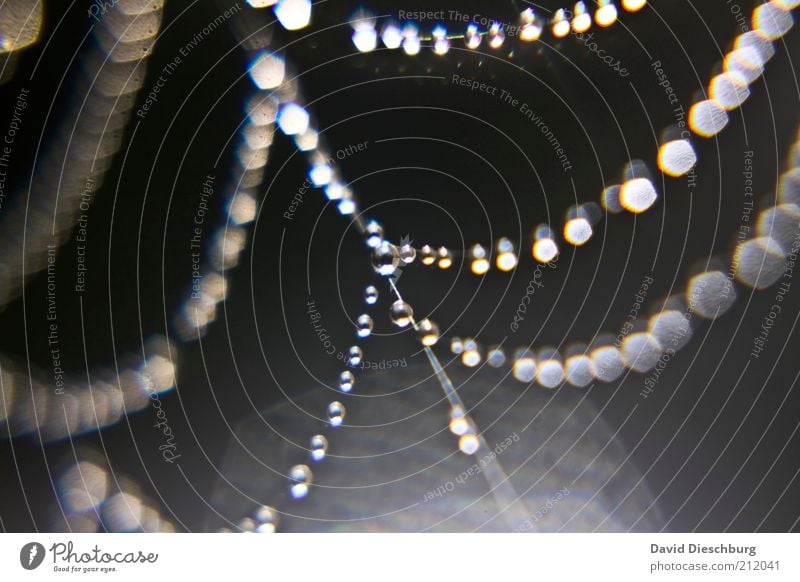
[
  {"x1": 399, "y1": 243, "x2": 416, "y2": 264},
  {"x1": 420, "y1": 245, "x2": 436, "y2": 266},
  {"x1": 338, "y1": 370, "x2": 355, "y2": 392},
  {"x1": 450, "y1": 337, "x2": 464, "y2": 354},
  {"x1": 289, "y1": 464, "x2": 313, "y2": 499},
  {"x1": 371, "y1": 241, "x2": 400, "y2": 276},
  {"x1": 253, "y1": 505, "x2": 278, "y2": 533},
  {"x1": 327, "y1": 401, "x2": 346, "y2": 427},
  {"x1": 417, "y1": 318, "x2": 440, "y2": 346},
  {"x1": 364, "y1": 220, "x2": 384, "y2": 248},
  {"x1": 310, "y1": 435, "x2": 328, "y2": 461},
  {"x1": 356, "y1": 314, "x2": 373, "y2": 338},
  {"x1": 347, "y1": 346, "x2": 363, "y2": 367},
  {"x1": 390, "y1": 300, "x2": 414, "y2": 328},
  {"x1": 364, "y1": 285, "x2": 379, "y2": 305}
]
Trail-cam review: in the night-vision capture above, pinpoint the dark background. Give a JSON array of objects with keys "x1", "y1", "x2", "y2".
[{"x1": 0, "y1": 0, "x2": 799, "y2": 532}]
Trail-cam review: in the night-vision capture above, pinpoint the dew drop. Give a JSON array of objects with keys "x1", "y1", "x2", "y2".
[
  {"x1": 338, "y1": 371, "x2": 354, "y2": 392},
  {"x1": 289, "y1": 464, "x2": 312, "y2": 499},
  {"x1": 364, "y1": 220, "x2": 384, "y2": 248},
  {"x1": 347, "y1": 346, "x2": 363, "y2": 367},
  {"x1": 310, "y1": 435, "x2": 328, "y2": 461},
  {"x1": 371, "y1": 242, "x2": 400, "y2": 276},
  {"x1": 327, "y1": 401, "x2": 346, "y2": 427},
  {"x1": 399, "y1": 243, "x2": 417, "y2": 264},
  {"x1": 356, "y1": 314, "x2": 373, "y2": 338},
  {"x1": 364, "y1": 285, "x2": 379, "y2": 305},
  {"x1": 417, "y1": 318, "x2": 440, "y2": 346},
  {"x1": 390, "y1": 300, "x2": 414, "y2": 327}
]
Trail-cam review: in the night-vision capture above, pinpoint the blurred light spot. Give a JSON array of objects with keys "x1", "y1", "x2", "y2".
[
  {"x1": 294, "y1": 127, "x2": 318, "y2": 151},
  {"x1": 277, "y1": 103, "x2": 309, "y2": 135},
  {"x1": 724, "y1": 46, "x2": 765, "y2": 84},
  {"x1": 778, "y1": 168, "x2": 800, "y2": 206},
  {"x1": 591, "y1": 346, "x2": 625, "y2": 382},
  {"x1": 228, "y1": 192, "x2": 257, "y2": 225},
  {"x1": 60, "y1": 462, "x2": 108, "y2": 513},
  {"x1": 248, "y1": 51, "x2": 285, "y2": 89},
  {"x1": 0, "y1": 0, "x2": 43, "y2": 54},
  {"x1": 246, "y1": 95, "x2": 279, "y2": 126},
  {"x1": 602, "y1": 184, "x2": 623, "y2": 213},
  {"x1": 657, "y1": 140, "x2": 697, "y2": 177},
  {"x1": 102, "y1": 492, "x2": 143, "y2": 532},
  {"x1": 595, "y1": 0, "x2": 619, "y2": 27},
  {"x1": 274, "y1": 0, "x2": 312, "y2": 31},
  {"x1": 710, "y1": 71, "x2": 750, "y2": 110},
  {"x1": 622, "y1": 332, "x2": 662, "y2": 372},
  {"x1": 689, "y1": 99, "x2": 729, "y2": 137},
  {"x1": 461, "y1": 339, "x2": 481, "y2": 367},
  {"x1": 552, "y1": 9, "x2": 571, "y2": 37},
  {"x1": 496, "y1": 238, "x2": 518, "y2": 271},
  {"x1": 564, "y1": 354, "x2": 594, "y2": 387},
  {"x1": 572, "y1": 2, "x2": 592, "y2": 33},
  {"x1": 648, "y1": 310, "x2": 692, "y2": 351},
  {"x1": 686, "y1": 271, "x2": 737, "y2": 319},
  {"x1": 487, "y1": 347, "x2": 506, "y2": 368},
  {"x1": 733, "y1": 236, "x2": 787, "y2": 289},
  {"x1": 537, "y1": 358, "x2": 564, "y2": 388},
  {"x1": 513, "y1": 350, "x2": 536, "y2": 382},
  {"x1": 470, "y1": 244, "x2": 490, "y2": 275},
  {"x1": 309, "y1": 162, "x2": 333, "y2": 187},
  {"x1": 459, "y1": 433, "x2": 480, "y2": 455},
  {"x1": 564, "y1": 217, "x2": 593, "y2": 246},
  {"x1": 352, "y1": 25, "x2": 377, "y2": 53},
  {"x1": 620, "y1": 177, "x2": 658, "y2": 213},
  {"x1": 754, "y1": 1, "x2": 794, "y2": 40},
  {"x1": 756, "y1": 203, "x2": 800, "y2": 250},
  {"x1": 734, "y1": 30, "x2": 776, "y2": 63},
  {"x1": 622, "y1": 0, "x2": 647, "y2": 11},
  {"x1": 381, "y1": 22, "x2": 403, "y2": 49}
]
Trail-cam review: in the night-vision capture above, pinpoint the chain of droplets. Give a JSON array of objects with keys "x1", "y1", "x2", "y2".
[
  {"x1": 348, "y1": 1, "x2": 648, "y2": 55},
  {"x1": 373, "y1": 1, "x2": 800, "y2": 385},
  {"x1": 238, "y1": 0, "x2": 799, "y2": 528}
]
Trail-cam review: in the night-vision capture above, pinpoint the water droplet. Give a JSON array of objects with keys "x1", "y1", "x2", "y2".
[
  {"x1": 254, "y1": 505, "x2": 278, "y2": 532},
  {"x1": 364, "y1": 285, "x2": 379, "y2": 305},
  {"x1": 417, "y1": 318, "x2": 440, "y2": 346},
  {"x1": 420, "y1": 245, "x2": 436, "y2": 266},
  {"x1": 437, "y1": 246, "x2": 453, "y2": 269},
  {"x1": 390, "y1": 300, "x2": 414, "y2": 327},
  {"x1": 356, "y1": 314, "x2": 373, "y2": 338},
  {"x1": 327, "y1": 401, "x2": 346, "y2": 427},
  {"x1": 347, "y1": 346, "x2": 363, "y2": 367},
  {"x1": 450, "y1": 337, "x2": 464, "y2": 354},
  {"x1": 399, "y1": 243, "x2": 416, "y2": 264},
  {"x1": 365, "y1": 220, "x2": 384, "y2": 248},
  {"x1": 289, "y1": 464, "x2": 313, "y2": 499},
  {"x1": 310, "y1": 435, "x2": 328, "y2": 461},
  {"x1": 371, "y1": 241, "x2": 400, "y2": 276},
  {"x1": 338, "y1": 370, "x2": 354, "y2": 392}
]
